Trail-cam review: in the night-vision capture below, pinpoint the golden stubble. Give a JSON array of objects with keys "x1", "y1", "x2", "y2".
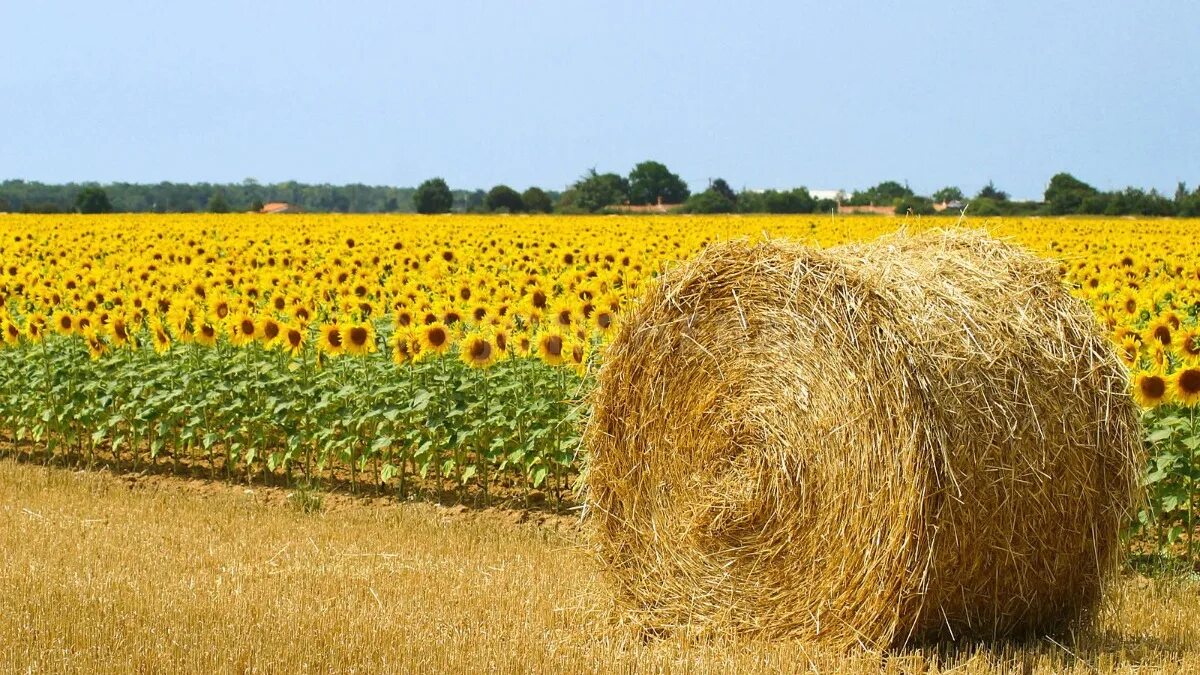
[{"x1": 1, "y1": 459, "x2": 1199, "y2": 674}]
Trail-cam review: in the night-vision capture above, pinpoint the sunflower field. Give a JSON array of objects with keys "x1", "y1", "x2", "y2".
[{"x1": 0, "y1": 213, "x2": 1198, "y2": 548}]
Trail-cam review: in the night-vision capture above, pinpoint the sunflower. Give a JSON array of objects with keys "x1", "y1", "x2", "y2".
[
  {"x1": 149, "y1": 319, "x2": 172, "y2": 355},
  {"x1": 1179, "y1": 329, "x2": 1200, "y2": 359},
  {"x1": 2, "y1": 319, "x2": 22, "y2": 346},
  {"x1": 318, "y1": 323, "x2": 345, "y2": 356},
  {"x1": 514, "y1": 332, "x2": 532, "y2": 357},
  {"x1": 1115, "y1": 289, "x2": 1140, "y2": 318},
  {"x1": 83, "y1": 328, "x2": 108, "y2": 360},
  {"x1": 225, "y1": 313, "x2": 256, "y2": 346},
  {"x1": 195, "y1": 318, "x2": 219, "y2": 347},
  {"x1": 292, "y1": 303, "x2": 314, "y2": 325},
  {"x1": 568, "y1": 341, "x2": 589, "y2": 376},
  {"x1": 492, "y1": 327, "x2": 509, "y2": 356},
  {"x1": 1133, "y1": 369, "x2": 1170, "y2": 408},
  {"x1": 460, "y1": 332, "x2": 497, "y2": 369},
  {"x1": 281, "y1": 324, "x2": 305, "y2": 357},
  {"x1": 53, "y1": 310, "x2": 75, "y2": 335},
  {"x1": 394, "y1": 309, "x2": 414, "y2": 329},
  {"x1": 1146, "y1": 316, "x2": 1173, "y2": 347},
  {"x1": 109, "y1": 316, "x2": 136, "y2": 348},
  {"x1": 550, "y1": 300, "x2": 574, "y2": 330},
  {"x1": 536, "y1": 331, "x2": 567, "y2": 366},
  {"x1": 343, "y1": 322, "x2": 377, "y2": 356},
  {"x1": 25, "y1": 312, "x2": 47, "y2": 342},
  {"x1": 1117, "y1": 336, "x2": 1139, "y2": 368},
  {"x1": 1173, "y1": 365, "x2": 1200, "y2": 406},
  {"x1": 418, "y1": 322, "x2": 452, "y2": 355},
  {"x1": 390, "y1": 329, "x2": 417, "y2": 365},
  {"x1": 259, "y1": 316, "x2": 283, "y2": 348}
]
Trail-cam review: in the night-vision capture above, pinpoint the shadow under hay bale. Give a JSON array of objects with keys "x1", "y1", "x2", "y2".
[{"x1": 582, "y1": 229, "x2": 1141, "y2": 649}]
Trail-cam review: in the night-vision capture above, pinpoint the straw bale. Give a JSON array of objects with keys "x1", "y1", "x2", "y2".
[{"x1": 582, "y1": 229, "x2": 1141, "y2": 648}]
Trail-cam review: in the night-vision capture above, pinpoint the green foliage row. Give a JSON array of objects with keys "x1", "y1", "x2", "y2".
[
  {"x1": 0, "y1": 337, "x2": 584, "y2": 502},
  {"x1": 1133, "y1": 407, "x2": 1200, "y2": 566}
]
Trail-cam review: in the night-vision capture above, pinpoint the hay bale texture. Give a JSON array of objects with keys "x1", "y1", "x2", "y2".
[{"x1": 583, "y1": 229, "x2": 1140, "y2": 648}]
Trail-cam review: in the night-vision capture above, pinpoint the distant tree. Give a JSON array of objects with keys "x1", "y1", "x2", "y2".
[
  {"x1": 413, "y1": 178, "x2": 454, "y2": 214},
  {"x1": 1175, "y1": 181, "x2": 1188, "y2": 203},
  {"x1": 681, "y1": 189, "x2": 736, "y2": 214},
  {"x1": 249, "y1": 198, "x2": 264, "y2": 213},
  {"x1": 1044, "y1": 173, "x2": 1097, "y2": 214},
  {"x1": 848, "y1": 180, "x2": 912, "y2": 206},
  {"x1": 976, "y1": 181, "x2": 1009, "y2": 202},
  {"x1": 970, "y1": 197, "x2": 1003, "y2": 217},
  {"x1": 463, "y1": 189, "x2": 487, "y2": 212},
  {"x1": 932, "y1": 186, "x2": 964, "y2": 203},
  {"x1": 521, "y1": 187, "x2": 553, "y2": 213},
  {"x1": 75, "y1": 186, "x2": 113, "y2": 214},
  {"x1": 207, "y1": 191, "x2": 231, "y2": 213},
  {"x1": 709, "y1": 178, "x2": 737, "y2": 204},
  {"x1": 894, "y1": 195, "x2": 936, "y2": 216},
  {"x1": 627, "y1": 161, "x2": 689, "y2": 205},
  {"x1": 0, "y1": 197, "x2": 9, "y2": 212},
  {"x1": 558, "y1": 169, "x2": 630, "y2": 213},
  {"x1": 766, "y1": 188, "x2": 816, "y2": 213},
  {"x1": 484, "y1": 184, "x2": 524, "y2": 213}
]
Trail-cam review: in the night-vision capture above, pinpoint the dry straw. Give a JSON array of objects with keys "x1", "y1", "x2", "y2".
[{"x1": 583, "y1": 229, "x2": 1141, "y2": 649}]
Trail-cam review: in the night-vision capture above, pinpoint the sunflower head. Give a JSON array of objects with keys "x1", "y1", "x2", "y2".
[
  {"x1": 344, "y1": 323, "x2": 377, "y2": 356},
  {"x1": 460, "y1": 333, "x2": 496, "y2": 369},
  {"x1": 419, "y1": 322, "x2": 452, "y2": 354},
  {"x1": 536, "y1": 331, "x2": 567, "y2": 366},
  {"x1": 259, "y1": 317, "x2": 282, "y2": 346},
  {"x1": 1133, "y1": 370, "x2": 1170, "y2": 408},
  {"x1": 318, "y1": 323, "x2": 345, "y2": 356},
  {"x1": 1174, "y1": 366, "x2": 1200, "y2": 406},
  {"x1": 282, "y1": 324, "x2": 305, "y2": 357}
]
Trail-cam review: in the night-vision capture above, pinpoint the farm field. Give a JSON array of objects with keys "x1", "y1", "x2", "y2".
[
  {"x1": 2, "y1": 458, "x2": 1199, "y2": 673},
  {"x1": 2, "y1": 213, "x2": 1200, "y2": 670}
]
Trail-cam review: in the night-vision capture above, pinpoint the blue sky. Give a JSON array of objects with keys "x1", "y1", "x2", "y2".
[{"x1": 2, "y1": 1, "x2": 1197, "y2": 200}]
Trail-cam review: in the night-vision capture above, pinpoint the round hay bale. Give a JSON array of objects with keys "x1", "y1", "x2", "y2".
[{"x1": 583, "y1": 229, "x2": 1140, "y2": 648}]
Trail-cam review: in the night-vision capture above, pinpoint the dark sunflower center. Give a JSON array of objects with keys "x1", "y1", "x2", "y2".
[
  {"x1": 1154, "y1": 326, "x2": 1171, "y2": 345},
  {"x1": 546, "y1": 336, "x2": 562, "y2": 357},
  {"x1": 287, "y1": 330, "x2": 302, "y2": 347},
  {"x1": 241, "y1": 320, "x2": 255, "y2": 335},
  {"x1": 428, "y1": 328, "x2": 446, "y2": 347},
  {"x1": 1141, "y1": 376, "x2": 1166, "y2": 399},
  {"x1": 470, "y1": 340, "x2": 492, "y2": 361},
  {"x1": 1180, "y1": 369, "x2": 1200, "y2": 395},
  {"x1": 264, "y1": 322, "x2": 280, "y2": 339},
  {"x1": 350, "y1": 327, "x2": 368, "y2": 346}
]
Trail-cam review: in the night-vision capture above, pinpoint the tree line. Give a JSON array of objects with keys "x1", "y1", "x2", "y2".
[{"x1": 3, "y1": 166, "x2": 1199, "y2": 217}]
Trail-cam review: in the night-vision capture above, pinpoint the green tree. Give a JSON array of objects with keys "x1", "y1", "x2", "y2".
[
  {"x1": 413, "y1": 178, "x2": 454, "y2": 214},
  {"x1": 521, "y1": 187, "x2": 553, "y2": 213},
  {"x1": 766, "y1": 188, "x2": 816, "y2": 213},
  {"x1": 1044, "y1": 173, "x2": 1097, "y2": 214},
  {"x1": 932, "y1": 186, "x2": 964, "y2": 203},
  {"x1": 484, "y1": 185, "x2": 524, "y2": 213},
  {"x1": 74, "y1": 186, "x2": 113, "y2": 214},
  {"x1": 709, "y1": 178, "x2": 737, "y2": 204},
  {"x1": 249, "y1": 198, "x2": 264, "y2": 213},
  {"x1": 627, "y1": 161, "x2": 689, "y2": 205},
  {"x1": 894, "y1": 195, "x2": 936, "y2": 215},
  {"x1": 681, "y1": 189, "x2": 735, "y2": 213},
  {"x1": 559, "y1": 169, "x2": 630, "y2": 213},
  {"x1": 976, "y1": 181, "x2": 1009, "y2": 202},
  {"x1": 207, "y1": 191, "x2": 231, "y2": 213},
  {"x1": 848, "y1": 180, "x2": 912, "y2": 206}
]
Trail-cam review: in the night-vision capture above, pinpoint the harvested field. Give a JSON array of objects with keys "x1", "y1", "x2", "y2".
[{"x1": 2, "y1": 458, "x2": 1199, "y2": 673}]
